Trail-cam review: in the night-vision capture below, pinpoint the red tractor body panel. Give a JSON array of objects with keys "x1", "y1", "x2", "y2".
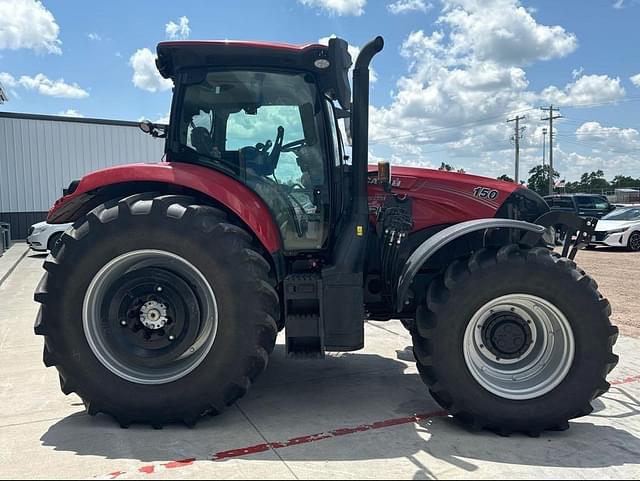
[
  {"x1": 48, "y1": 162, "x2": 282, "y2": 253},
  {"x1": 367, "y1": 165, "x2": 522, "y2": 232}
]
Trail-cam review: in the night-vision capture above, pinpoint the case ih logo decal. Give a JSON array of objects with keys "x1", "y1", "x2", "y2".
[{"x1": 369, "y1": 177, "x2": 402, "y2": 188}]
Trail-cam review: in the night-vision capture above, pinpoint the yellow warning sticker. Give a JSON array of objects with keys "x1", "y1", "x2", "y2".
[{"x1": 357, "y1": 225, "x2": 364, "y2": 236}]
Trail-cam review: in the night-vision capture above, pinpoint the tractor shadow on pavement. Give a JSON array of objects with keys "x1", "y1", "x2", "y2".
[{"x1": 39, "y1": 345, "x2": 640, "y2": 475}]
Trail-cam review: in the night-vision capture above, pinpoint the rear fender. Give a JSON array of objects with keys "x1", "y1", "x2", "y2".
[
  {"x1": 396, "y1": 219, "x2": 546, "y2": 311},
  {"x1": 47, "y1": 162, "x2": 282, "y2": 254}
]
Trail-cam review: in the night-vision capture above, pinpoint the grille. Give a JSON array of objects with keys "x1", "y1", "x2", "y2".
[{"x1": 594, "y1": 232, "x2": 607, "y2": 242}]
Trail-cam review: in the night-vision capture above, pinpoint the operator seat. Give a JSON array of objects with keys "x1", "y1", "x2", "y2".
[{"x1": 191, "y1": 127, "x2": 220, "y2": 159}]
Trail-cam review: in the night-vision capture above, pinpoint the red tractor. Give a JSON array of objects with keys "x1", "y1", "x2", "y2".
[{"x1": 35, "y1": 37, "x2": 618, "y2": 433}]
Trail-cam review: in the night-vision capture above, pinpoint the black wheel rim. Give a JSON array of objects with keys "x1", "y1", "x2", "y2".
[{"x1": 83, "y1": 250, "x2": 218, "y2": 385}]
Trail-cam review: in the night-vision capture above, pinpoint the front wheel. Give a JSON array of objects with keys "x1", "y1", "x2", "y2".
[
  {"x1": 412, "y1": 245, "x2": 619, "y2": 434},
  {"x1": 628, "y1": 231, "x2": 640, "y2": 252}
]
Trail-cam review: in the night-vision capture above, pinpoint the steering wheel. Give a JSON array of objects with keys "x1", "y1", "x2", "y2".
[{"x1": 282, "y1": 139, "x2": 306, "y2": 153}]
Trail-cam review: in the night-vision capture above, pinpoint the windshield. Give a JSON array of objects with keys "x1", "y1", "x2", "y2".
[
  {"x1": 602, "y1": 208, "x2": 640, "y2": 221},
  {"x1": 177, "y1": 69, "x2": 330, "y2": 251}
]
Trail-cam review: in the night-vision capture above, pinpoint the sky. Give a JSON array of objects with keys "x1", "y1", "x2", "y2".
[{"x1": 0, "y1": 0, "x2": 639, "y2": 181}]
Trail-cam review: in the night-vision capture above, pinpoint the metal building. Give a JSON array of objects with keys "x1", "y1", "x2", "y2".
[{"x1": 0, "y1": 112, "x2": 166, "y2": 238}]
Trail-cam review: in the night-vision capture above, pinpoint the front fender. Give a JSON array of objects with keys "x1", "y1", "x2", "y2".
[
  {"x1": 48, "y1": 162, "x2": 282, "y2": 254},
  {"x1": 396, "y1": 219, "x2": 546, "y2": 311}
]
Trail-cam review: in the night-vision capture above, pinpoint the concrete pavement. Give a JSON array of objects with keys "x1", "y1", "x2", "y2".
[{"x1": 0, "y1": 252, "x2": 639, "y2": 479}]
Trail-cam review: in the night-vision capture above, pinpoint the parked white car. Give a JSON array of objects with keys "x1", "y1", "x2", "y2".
[
  {"x1": 592, "y1": 207, "x2": 640, "y2": 251},
  {"x1": 27, "y1": 221, "x2": 73, "y2": 252}
]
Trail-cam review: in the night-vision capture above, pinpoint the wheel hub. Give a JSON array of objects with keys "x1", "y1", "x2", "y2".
[
  {"x1": 140, "y1": 300, "x2": 168, "y2": 330},
  {"x1": 481, "y1": 312, "x2": 533, "y2": 360}
]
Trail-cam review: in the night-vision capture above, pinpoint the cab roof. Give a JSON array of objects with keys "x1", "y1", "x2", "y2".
[{"x1": 156, "y1": 40, "x2": 330, "y2": 80}]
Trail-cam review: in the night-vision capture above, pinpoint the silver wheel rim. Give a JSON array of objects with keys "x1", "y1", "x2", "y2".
[
  {"x1": 630, "y1": 233, "x2": 640, "y2": 251},
  {"x1": 463, "y1": 294, "x2": 575, "y2": 400},
  {"x1": 83, "y1": 250, "x2": 218, "y2": 385}
]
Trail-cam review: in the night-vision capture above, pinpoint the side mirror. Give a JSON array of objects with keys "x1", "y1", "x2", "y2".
[
  {"x1": 139, "y1": 120, "x2": 154, "y2": 134},
  {"x1": 138, "y1": 120, "x2": 167, "y2": 138},
  {"x1": 328, "y1": 37, "x2": 353, "y2": 110}
]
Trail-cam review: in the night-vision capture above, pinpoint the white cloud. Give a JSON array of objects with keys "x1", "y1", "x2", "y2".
[
  {"x1": 0, "y1": 72, "x2": 16, "y2": 87},
  {"x1": 129, "y1": 48, "x2": 173, "y2": 92},
  {"x1": 155, "y1": 112, "x2": 170, "y2": 124},
  {"x1": 87, "y1": 33, "x2": 101, "y2": 41},
  {"x1": 540, "y1": 74, "x2": 625, "y2": 107},
  {"x1": 165, "y1": 16, "x2": 190, "y2": 40},
  {"x1": 440, "y1": 0, "x2": 577, "y2": 65},
  {"x1": 299, "y1": 0, "x2": 366, "y2": 16},
  {"x1": 388, "y1": 0, "x2": 432, "y2": 14},
  {"x1": 0, "y1": 0, "x2": 61, "y2": 54},
  {"x1": 18, "y1": 74, "x2": 89, "y2": 98},
  {"x1": 631, "y1": 73, "x2": 640, "y2": 87},
  {"x1": 365, "y1": 0, "x2": 638, "y2": 181},
  {"x1": 576, "y1": 122, "x2": 640, "y2": 153},
  {"x1": 58, "y1": 109, "x2": 84, "y2": 118}
]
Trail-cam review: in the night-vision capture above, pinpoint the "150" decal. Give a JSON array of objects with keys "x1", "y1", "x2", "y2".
[{"x1": 473, "y1": 186, "x2": 499, "y2": 200}]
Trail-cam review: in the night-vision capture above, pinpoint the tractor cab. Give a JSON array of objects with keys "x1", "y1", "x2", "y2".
[{"x1": 157, "y1": 40, "x2": 354, "y2": 253}]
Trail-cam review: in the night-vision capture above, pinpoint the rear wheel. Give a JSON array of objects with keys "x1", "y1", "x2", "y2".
[
  {"x1": 412, "y1": 245, "x2": 618, "y2": 434},
  {"x1": 34, "y1": 194, "x2": 279, "y2": 427}
]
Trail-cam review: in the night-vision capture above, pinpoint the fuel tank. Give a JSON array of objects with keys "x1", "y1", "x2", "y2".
[{"x1": 367, "y1": 165, "x2": 549, "y2": 231}]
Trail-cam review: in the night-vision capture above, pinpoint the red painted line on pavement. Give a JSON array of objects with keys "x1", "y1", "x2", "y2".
[
  {"x1": 211, "y1": 411, "x2": 447, "y2": 461},
  {"x1": 97, "y1": 372, "x2": 640, "y2": 479},
  {"x1": 162, "y1": 458, "x2": 196, "y2": 469},
  {"x1": 611, "y1": 374, "x2": 640, "y2": 386}
]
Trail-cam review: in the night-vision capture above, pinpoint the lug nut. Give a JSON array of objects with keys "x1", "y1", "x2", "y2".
[
  {"x1": 156, "y1": 286, "x2": 163, "y2": 292},
  {"x1": 168, "y1": 335, "x2": 175, "y2": 341}
]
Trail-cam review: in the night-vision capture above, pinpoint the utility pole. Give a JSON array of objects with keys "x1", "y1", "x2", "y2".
[
  {"x1": 542, "y1": 127, "x2": 547, "y2": 168},
  {"x1": 507, "y1": 115, "x2": 526, "y2": 184},
  {"x1": 540, "y1": 105, "x2": 562, "y2": 195}
]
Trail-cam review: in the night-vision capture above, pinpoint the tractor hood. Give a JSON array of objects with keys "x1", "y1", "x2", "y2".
[{"x1": 367, "y1": 164, "x2": 547, "y2": 232}]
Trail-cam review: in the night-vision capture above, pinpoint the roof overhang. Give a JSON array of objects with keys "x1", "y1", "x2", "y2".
[{"x1": 156, "y1": 38, "x2": 353, "y2": 110}]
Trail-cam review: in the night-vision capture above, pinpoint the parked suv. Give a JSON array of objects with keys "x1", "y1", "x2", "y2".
[{"x1": 544, "y1": 194, "x2": 614, "y2": 219}]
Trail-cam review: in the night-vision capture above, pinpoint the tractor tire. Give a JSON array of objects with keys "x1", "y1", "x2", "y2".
[
  {"x1": 412, "y1": 245, "x2": 619, "y2": 435},
  {"x1": 34, "y1": 194, "x2": 279, "y2": 427}
]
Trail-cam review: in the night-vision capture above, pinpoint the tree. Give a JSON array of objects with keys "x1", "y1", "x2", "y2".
[
  {"x1": 611, "y1": 175, "x2": 640, "y2": 188},
  {"x1": 439, "y1": 162, "x2": 454, "y2": 171},
  {"x1": 527, "y1": 165, "x2": 559, "y2": 196},
  {"x1": 439, "y1": 162, "x2": 466, "y2": 174},
  {"x1": 497, "y1": 174, "x2": 514, "y2": 182}
]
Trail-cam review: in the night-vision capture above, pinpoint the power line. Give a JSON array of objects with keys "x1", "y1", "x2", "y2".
[{"x1": 369, "y1": 107, "x2": 536, "y2": 145}]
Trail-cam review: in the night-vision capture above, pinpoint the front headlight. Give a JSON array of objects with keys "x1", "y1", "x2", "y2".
[
  {"x1": 607, "y1": 227, "x2": 630, "y2": 235},
  {"x1": 31, "y1": 226, "x2": 46, "y2": 235}
]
